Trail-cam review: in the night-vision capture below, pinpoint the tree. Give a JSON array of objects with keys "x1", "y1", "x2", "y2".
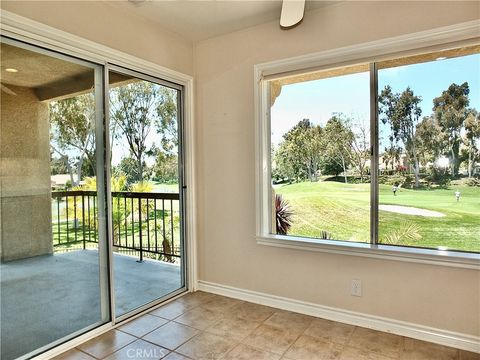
[
  {"x1": 379, "y1": 86, "x2": 422, "y2": 187},
  {"x1": 156, "y1": 88, "x2": 179, "y2": 155},
  {"x1": 381, "y1": 145, "x2": 402, "y2": 172},
  {"x1": 321, "y1": 157, "x2": 344, "y2": 177},
  {"x1": 432, "y1": 82, "x2": 471, "y2": 177},
  {"x1": 110, "y1": 82, "x2": 179, "y2": 183},
  {"x1": 116, "y1": 156, "x2": 148, "y2": 185},
  {"x1": 349, "y1": 116, "x2": 370, "y2": 182},
  {"x1": 50, "y1": 153, "x2": 68, "y2": 175},
  {"x1": 152, "y1": 150, "x2": 178, "y2": 183},
  {"x1": 153, "y1": 88, "x2": 179, "y2": 184},
  {"x1": 304, "y1": 125, "x2": 323, "y2": 181},
  {"x1": 323, "y1": 116, "x2": 353, "y2": 183},
  {"x1": 274, "y1": 119, "x2": 323, "y2": 182},
  {"x1": 415, "y1": 116, "x2": 443, "y2": 167},
  {"x1": 110, "y1": 82, "x2": 157, "y2": 182},
  {"x1": 50, "y1": 93, "x2": 96, "y2": 185},
  {"x1": 464, "y1": 110, "x2": 480, "y2": 178}
]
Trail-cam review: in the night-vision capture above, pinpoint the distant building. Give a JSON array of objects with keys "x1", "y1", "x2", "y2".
[{"x1": 51, "y1": 174, "x2": 84, "y2": 189}]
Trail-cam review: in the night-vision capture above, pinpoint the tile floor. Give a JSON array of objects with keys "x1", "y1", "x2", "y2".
[{"x1": 54, "y1": 291, "x2": 479, "y2": 360}]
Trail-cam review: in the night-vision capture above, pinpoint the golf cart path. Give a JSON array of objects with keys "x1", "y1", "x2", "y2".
[{"x1": 379, "y1": 205, "x2": 445, "y2": 217}]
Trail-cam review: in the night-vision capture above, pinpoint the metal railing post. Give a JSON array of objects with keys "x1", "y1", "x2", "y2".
[
  {"x1": 82, "y1": 194, "x2": 86, "y2": 249},
  {"x1": 137, "y1": 197, "x2": 143, "y2": 263}
]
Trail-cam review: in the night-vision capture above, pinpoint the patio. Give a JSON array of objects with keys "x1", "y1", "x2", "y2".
[{"x1": 0, "y1": 250, "x2": 182, "y2": 360}]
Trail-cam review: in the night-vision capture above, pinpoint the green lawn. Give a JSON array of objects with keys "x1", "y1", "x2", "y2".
[
  {"x1": 275, "y1": 181, "x2": 480, "y2": 252},
  {"x1": 152, "y1": 182, "x2": 179, "y2": 193}
]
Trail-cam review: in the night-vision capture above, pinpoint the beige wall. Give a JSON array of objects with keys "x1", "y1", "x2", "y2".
[
  {"x1": 0, "y1": 1, "x2": 194, "y2": 76},
  {"x1": 194, "y1": 1, "x2": 480, "y2": 336},
  {"x1": 1, "y1": 86, "x2": 53, "y2": 261}
]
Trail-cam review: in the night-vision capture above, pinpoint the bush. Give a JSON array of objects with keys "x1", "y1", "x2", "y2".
[
  {"x1": 378, "y1": 174, "x2": 406, "y2": 186},
  {"x1": 424, "y1": 167, "x2": 451, "y2": 188},
  {"x1": 465, "y1": 177, "x2": 480, "y2": 187}
]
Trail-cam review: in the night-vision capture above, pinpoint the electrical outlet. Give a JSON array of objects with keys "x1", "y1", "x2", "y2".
[{"x1": 351, "y1": 279, "x2": 362, "y2": 297}]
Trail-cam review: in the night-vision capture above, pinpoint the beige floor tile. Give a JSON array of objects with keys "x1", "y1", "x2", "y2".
[
  {"x1": 119, "y1": 314, "x2": 169, "y2": 337},
  {"x1": 177, "y1": 291, "x2": 218, "y2": 308},
  {"x1": 459, "y1": 350, "x2": 480, "y2": 360},
  {"x1": 401, "y1": 338, "x2": 458, "y2": 360},
  {"x1": 63, "y1": 294, "x2": 472, "y2": 360},
  {"x1": 143, "y1": 321, "x2": 199, "y2": 350},
  {"x1": 77, "y1": 330, "x2": 136, "y2": 359},
  {"x1": 339, "y1": 347, "x2": 398, "y2": 360},
  {"x1": 104, "y1": 339, "x2": 170, "y2": 360},
  {"x1": 200, "y1": 296, "x2": 243, "y2": 314},
  {"x1": 304, "y1": 318, "x2": 355, "y2": 345},
  {"x1": 231, "y1": 301, "x2": 276, "y2": 322},
  {"x1": 348, "y1": 327, "x2": 403, "y2": 359},
  {"x1": 265, "y1": 311, "x2": 314, "y2": 334},
  {"x1": 150, "y1": 300, "x2": 194, "y2": 320},
  {"x1": 223, "y1": 343, "x2": 281, "y2": 360},
  {"x1": 283, "y1": 334, "x2": 343, "y2": 360},
  {"x1": 242, "y1": 323, "x2": 300, "y2": 355},
  {"x1": 205, "y1": 316, "x2": 261, "y2": 341},
  {"x1": 175, "y1": 306, "x2": 224, "y2": 330},
  {"x1": 52, "y1": 349, "x2": 96, "y2": 360},
  {"x1": 163, "y1": 352, "x2": 193, "y2": 360},
  {"x1": 176, "y1": 332, "x2": 236, "y2": 360}
]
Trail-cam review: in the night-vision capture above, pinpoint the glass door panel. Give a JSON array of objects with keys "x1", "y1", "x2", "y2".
[
  {"x1": 0, "y1": 38, "x2": 109, "y2": 359},
  {"x1": 108, "y1": 69, "x2": 185, "y2": 318}
]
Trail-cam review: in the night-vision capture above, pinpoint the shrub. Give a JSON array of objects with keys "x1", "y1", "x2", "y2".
[
  {"x1": 424, "y1": 167, "x2": 451, "y2": 188},
  {"x1": 379, "y1": 174, "x2": 406, "y2": 186},
  {"x1": 465, "y1": 177, "x2": 480, "y2": 187}
]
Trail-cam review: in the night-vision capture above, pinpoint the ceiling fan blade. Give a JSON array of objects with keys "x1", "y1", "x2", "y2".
[
  {"x1": 1, "y1": 84, "x2": 17, "y2": 96},
  {"x1": 280, "y1": 0, "x2": 306, "y2": 29}
]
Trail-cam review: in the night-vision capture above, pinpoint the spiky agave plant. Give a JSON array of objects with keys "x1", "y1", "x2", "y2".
[{"x1": 275, "y1": 194, "x2": 293, "y2": 235}]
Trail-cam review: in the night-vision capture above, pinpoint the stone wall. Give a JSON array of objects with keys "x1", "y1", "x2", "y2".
[{"x1": 1, "y1": 85, "x2": 53, "y2": 262}]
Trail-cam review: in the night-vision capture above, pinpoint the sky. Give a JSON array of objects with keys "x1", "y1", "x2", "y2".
[{"x1": 270, "y1": 53, "x2": 480, "y2": 150}]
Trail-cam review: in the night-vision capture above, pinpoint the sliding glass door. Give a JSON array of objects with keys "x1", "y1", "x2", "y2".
[
  {"x1": 0, "y1": 38, "x2": 187, "y2": 359},
  {"x1": 0, "y1": 38, "x2": 110, "y2": 360},
  {"x1": 108, "y1": 68, "x2": 186, "y2": 319}
]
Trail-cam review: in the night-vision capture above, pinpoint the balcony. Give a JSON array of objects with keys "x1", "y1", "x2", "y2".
[{"x1": 0, "y1": 190, "x2": 183, "y2": 360}]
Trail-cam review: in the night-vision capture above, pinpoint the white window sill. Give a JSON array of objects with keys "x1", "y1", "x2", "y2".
[{"x1": 256, "y1": 235, "x2": 480, "y2": 269}]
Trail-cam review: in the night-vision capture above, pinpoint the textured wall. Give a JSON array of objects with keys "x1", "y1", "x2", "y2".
[
  {"x1": 1, "y1": 86, "x2": 52, "y2": 261},
  {"x1": 194, "y1": 1, "x2": 480, "y2": 336}
]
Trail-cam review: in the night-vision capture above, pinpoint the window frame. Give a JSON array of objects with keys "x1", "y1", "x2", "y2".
[{"x1": 254, "y1": 20, "x2": 480, "y2": 269}]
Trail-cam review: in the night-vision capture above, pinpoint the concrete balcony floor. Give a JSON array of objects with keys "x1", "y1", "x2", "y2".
[{"x1": 0, "y1": 250, "x2": 182, "y2": 360}]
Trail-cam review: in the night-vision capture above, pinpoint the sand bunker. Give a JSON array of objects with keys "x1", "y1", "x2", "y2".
[{"x1": 379, "y1": 205, "x2": 445, "y2": 218}]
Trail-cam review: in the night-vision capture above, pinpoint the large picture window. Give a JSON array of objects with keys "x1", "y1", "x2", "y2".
[{"x1": 260, "y1": 45, "x2": 480, "y2": 255}]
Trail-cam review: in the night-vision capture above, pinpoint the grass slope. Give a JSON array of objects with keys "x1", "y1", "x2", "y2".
[{"x1": 275, "y1": 181, "x2": 480, "y2": 252}]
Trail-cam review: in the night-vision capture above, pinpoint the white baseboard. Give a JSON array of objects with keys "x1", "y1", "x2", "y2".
[{"x1": 197, "y1": 280, "x2": 480, "y2": 353}]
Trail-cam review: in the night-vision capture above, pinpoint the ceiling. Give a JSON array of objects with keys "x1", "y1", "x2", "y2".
[
  {"x1": 105, "y1": 0, "x2": 337, "y2": 42},
  {"x1": 1, "y1": 43, "x2": 90, "y2": 89},
  {"x1": 0, "y1": 43, "x2": 133, "y2": 101}
]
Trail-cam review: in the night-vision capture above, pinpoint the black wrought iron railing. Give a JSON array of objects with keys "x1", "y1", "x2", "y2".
[{"x1": 51, "y1": 191, "x2": 181, "y2": 262}]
